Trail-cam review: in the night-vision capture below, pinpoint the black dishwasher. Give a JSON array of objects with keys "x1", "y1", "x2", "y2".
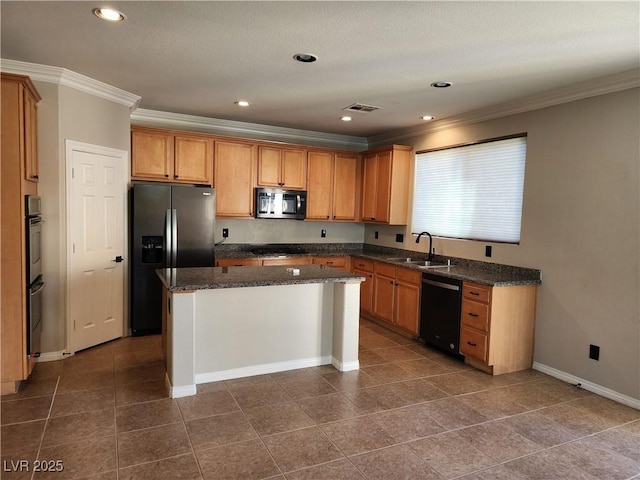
[{"x1": 419, "y1": 272, "x2": 463, "y2": 356}]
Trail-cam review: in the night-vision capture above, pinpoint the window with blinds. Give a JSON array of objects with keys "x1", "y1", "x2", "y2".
[{"x1": 411, "y1": 135, "x2": 527, "y2": 244}]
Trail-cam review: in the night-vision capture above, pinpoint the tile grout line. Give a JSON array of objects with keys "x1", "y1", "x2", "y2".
[
  {"x1": 175, "y1": 394, "x2": 207, "y2": 480},
  {"x1": 30, "y1": 374, "x2": 60, "y2": 480}
]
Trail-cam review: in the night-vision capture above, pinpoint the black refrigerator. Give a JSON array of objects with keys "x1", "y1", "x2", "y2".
[{"x1": 130, "y1": 183, "x2": 216, "y2": 335}]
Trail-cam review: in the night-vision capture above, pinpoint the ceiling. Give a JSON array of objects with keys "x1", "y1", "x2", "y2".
[{"x1": 1, "y1": 1, "x2": 639, "y2": 138}]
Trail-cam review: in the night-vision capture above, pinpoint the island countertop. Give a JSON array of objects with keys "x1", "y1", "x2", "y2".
[{"x1": 157, "y1": 265, "x2": 365, "y2": 292}]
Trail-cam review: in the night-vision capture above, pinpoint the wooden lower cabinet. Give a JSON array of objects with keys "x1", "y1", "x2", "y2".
[
  {"x1": 262, "y1": 257, "x2": 313, "y2": 266},
  {"x1": 460, "y1": 282, "x2": 538, "y2": 375},
  {"x1": 352, "y1": 258, "x2": 374, "y2": 314},
  {"x1": 312, "y1": 256, "x2": 349, "y2": 270},
  {"x1": 216, "y1": 258, "x2": 261, "y2": 267},
  {"x1": 369, "y1": 261, "x2": 421, "y2": 335}
]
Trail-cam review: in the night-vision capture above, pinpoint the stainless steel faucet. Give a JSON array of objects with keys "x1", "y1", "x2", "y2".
[{"x1": 415, "y1": 231, "x2": 434, "y2": 261}]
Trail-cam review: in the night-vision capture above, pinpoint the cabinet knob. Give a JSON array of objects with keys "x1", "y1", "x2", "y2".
[
  {"x1": 370, "y1": 217, "x2": 375, "y2": 220},
  {"x1": 31, "y1": 175, "x2": 39, "y2": 179},
  {"x1": 326, "y1": 216, "x2": 330, "y2": 219},
  {"x1": 165, "y1": 174, "x2": 169, "y2": 178},
  {"x1": 469, "y1": 291, "x2": 480, "y2": 296},
  {"x1": 467, "y1": 341, "x2": 477, "y2": 347},
  {"x1": 174, "y1": 175, "x2": 179, "y2": 179},
  {"x1": 468, "y1": 313, "x2": 479, "y2": 317},
  {"x1": 389, "y1": 280, "x2": 394, "y2": 284}
]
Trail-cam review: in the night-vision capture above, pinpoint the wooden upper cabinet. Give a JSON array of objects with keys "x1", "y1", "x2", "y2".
[
  {"x1": 131, "y1": 127, "x2": 213, "y2": 185},
  {"x1": 361, "y1": 145, "x2": 411, "y2": 225},
  {"x1": 306, "y1": 150, "x2": 360, "y2": 222},
  {"x1": 306, "y1": 151, "x2": 334, "y2": 220},
  {"x1": 131, "y1": 128, "x2": 175, "y2": 180},
  {"x1": 257, "y1": 146, "x2": 306, "y2": 190},
  {"x1": 24, "y1": 90, "x2": 39, "y2": 183},
  {"x1": 174, "y1": 135, "x2": 213, "y2": 184},
  {"x1": 214, "y1": 140, "x2": 256, "y2": 217},
  {"x1": 333, "y1": 153, "x2": 360, "y2": 221}
]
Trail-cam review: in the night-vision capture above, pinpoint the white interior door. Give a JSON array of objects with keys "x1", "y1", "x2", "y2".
[{"x1": 68, "y1": 141, "x2": 126, "y2": 352}]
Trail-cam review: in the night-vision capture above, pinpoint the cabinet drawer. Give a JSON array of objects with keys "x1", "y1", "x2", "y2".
[
  {"x1": 313, "y1": 256, "x2": 347, "y2": 268},
  {"x1": 216, "y1": 258, "x2": 261, "y2": 267},
  {"x1": 352, "y1": 258, "x2": 374, "y2": 273},
  {"x1": 463, "y1": 283, "x2": 491, "y2": 304},
  {"x1": 460, "y1": 327, "x2": 488, "y2": 362},
  {"x1": 395, "y1": 266, "x2": 421, "y2": 285},
  {"x1": 461, "y1": 300, "x2": 490, "y2": 332},
  {"x1": 374, "y1": 261, "x2": 396, "y2": 278},
  {"x1": 262, "y1": 257, "x2": 313, "y2": 266}
]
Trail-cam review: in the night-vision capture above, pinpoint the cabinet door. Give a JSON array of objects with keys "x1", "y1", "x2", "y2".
[
  {"x1": 373, "y1": 273, "x2": 395, "y2": 324},
  {"x1": 361, "y1": 153, "x2": 378, "y2": 221},
  {"x1": 131, "y1": 130, "x2": 174, "y2": 180},
  {"x1": 281, "y1": 149, "x2": 307, "y2": 190},
  {"x1": 333, "y1": 153, "x2": 359, "y2": 221},
  {"x1": 174, "y1": 135, "x2": 213, "y2": 185},
  {"x1": 214, "y1": 141, "x2": 256, "y2": 217},
  {"x1": 24, "y1": 90, "x2": 39, "y2": 183},
  {"x1": 354, "y1": 268, "x2": 374, "y2": 314},
  {"x1": 306, "y1": 151, "x2": 333, "y2": 220},
  {"x1": 374, "y1": 150, "x2": 392, "y2": 223},
  {"x1": 394, "y1": 279, "x2": 420, "y2": 335},
  {"x1": 257, "y1": 146, "x2": 282, "y2": 187}
]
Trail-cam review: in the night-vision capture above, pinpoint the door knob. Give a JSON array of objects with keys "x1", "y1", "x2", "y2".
[{"x1": 113, "y1": 256, "x2": 124, "y2": 263}]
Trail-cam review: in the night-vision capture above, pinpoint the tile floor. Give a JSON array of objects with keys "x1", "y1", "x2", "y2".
[{"x1": 1, "y1": 319, "x2": 639, "y2": 480}]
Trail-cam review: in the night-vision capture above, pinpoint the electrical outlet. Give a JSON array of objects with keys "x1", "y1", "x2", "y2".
[
  {"x1": 321, "y1": 229, "x2": 326, "y2": 238},
  {"x1": 374, "y1": 231, "x2": 379, "y2": 240},
  {"x1": 485, "y1": 245, "x2": 492, "y2": 257},
  {"x1": 395, "y1": 233, "x2": 404, "y2": 243},
  {"x1": 222, "y1": 228, "x2": 229, "y2": 238},
  {"x1": 589, "y1": 344, "x2": 600, "y2": 361}
]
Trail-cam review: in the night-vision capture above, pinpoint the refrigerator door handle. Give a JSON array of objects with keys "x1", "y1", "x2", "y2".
[
  {"x1": 165, "y1": 209, "x2": 172, "y2": 267},
  {"x1": 171, "y1": 209, "x2": 178, "y2": 267}
]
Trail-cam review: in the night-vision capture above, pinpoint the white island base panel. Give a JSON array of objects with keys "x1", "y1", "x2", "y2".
[{"x1": 165, "y1": 281, "x2": 360, "y2": 398}]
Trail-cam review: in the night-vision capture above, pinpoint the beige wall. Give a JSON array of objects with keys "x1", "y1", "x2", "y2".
[
  {"x1": 366, "y1": 88, "x2": 640, "y2": 399},
  {"x1": 36, "y1": 82, "x2": 131, "y2": 353}
]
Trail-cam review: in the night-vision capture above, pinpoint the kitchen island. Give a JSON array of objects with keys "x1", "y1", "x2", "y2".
[{"x1": 157, "y1": 265, "x2": 364, "y2": 398}]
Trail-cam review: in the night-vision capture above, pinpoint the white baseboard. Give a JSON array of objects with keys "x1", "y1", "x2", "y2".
[
  {"x1": 165, "y1": 374, "x2": 197, "y2": 399},
  {"x1": 533, "y1": 361, "x2": 640, "y2": 410},
  {"x1": 194, "y1": 356, "x2": 333, "y2": 385},
  {"x1": 332, "y1": 357, "x2": 360, "y2": 372},
  {"x1": 36, "y1": 351, "x2": 70, "y2": 362}
]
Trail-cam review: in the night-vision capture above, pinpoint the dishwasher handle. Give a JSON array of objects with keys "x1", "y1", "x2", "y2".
[{"x1": 422, "y1": 278, "x2": 460, "y2": 291}]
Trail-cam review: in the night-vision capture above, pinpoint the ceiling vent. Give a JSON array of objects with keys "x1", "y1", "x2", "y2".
[{"x1": 342, "y1": 103, "x2": 381, "y2": 113}]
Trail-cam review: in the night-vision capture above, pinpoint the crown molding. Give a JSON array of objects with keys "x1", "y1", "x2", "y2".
[
  {"x1": 0, "y1": 59, "x2": 141, "y2": 110},
  {"x1": 368, "y1": 68, "x2": 640, "y2": 147},
  {"x1": 131, "y1": 109, "x2": 368, "y2": 151}
]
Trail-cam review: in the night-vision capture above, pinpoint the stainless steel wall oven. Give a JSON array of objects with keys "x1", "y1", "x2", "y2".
[{"x1": 26, "y1": 195, "x2": 43, "y2": 357}]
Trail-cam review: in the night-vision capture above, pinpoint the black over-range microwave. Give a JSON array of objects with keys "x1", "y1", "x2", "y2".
[{"x1": 254, "y1": 188, "x2": 307, "y2": 220}]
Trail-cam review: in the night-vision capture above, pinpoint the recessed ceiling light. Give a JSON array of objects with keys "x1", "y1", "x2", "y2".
[
  {"x1": 92, "y1": 7, "x2": 126, "y2": 22},
  {"x1": 234, "y1": 100, "x2": 251, "y2": 107},
  {"x1": 431, "y1": 81, "x2": 452, "y2": 88},
  {"x1": 421, "y1": 115, "x2": 434, "y2": 121},
  {"x1": 340, "y1": 116, "x2": 352, "y2": 122},
  {"x1": 293, "y1": 53, "x2": 318, "y2": 63}
]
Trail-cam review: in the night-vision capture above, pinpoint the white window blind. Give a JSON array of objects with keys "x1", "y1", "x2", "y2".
[{"x1": 411, "y1": 136, "x2": 526, "y2": 243}]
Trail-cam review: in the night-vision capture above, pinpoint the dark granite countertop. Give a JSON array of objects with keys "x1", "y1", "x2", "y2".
[
  {"x1": 157, "y1": 265, "x2": 365, "y2": 292},
  {"x1": 215, "y1": 243, "x2": 541, "y2": 287}
]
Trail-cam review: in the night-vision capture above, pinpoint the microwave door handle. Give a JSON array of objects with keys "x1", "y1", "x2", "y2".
[{"x1": 296, "y1": 194, "x2": 301, "y2": 211}]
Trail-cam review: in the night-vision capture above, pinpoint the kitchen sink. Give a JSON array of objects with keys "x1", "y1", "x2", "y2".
[{"x1": 386, "y1": 257, "x2": 451, "y2": 269}]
